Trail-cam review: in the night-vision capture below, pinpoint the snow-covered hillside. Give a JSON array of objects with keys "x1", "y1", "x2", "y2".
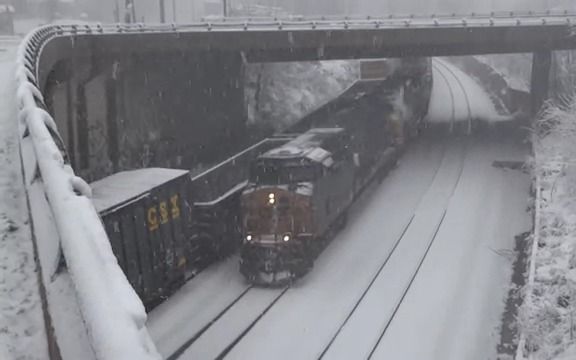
[
  {"x1": 245, "y1": 61, "x2": 359, "y2": 132},
  {"x1": 520, "y1": 97, "x2": 576, "y2": 360}
]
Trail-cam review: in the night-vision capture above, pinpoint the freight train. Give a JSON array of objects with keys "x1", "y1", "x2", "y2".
[
  {"x1": 240, "y1": 58, "x2": 433, "y2": 285},
  {"x1": 90, "y1": 58, "x2": 432, "y2": 307}
]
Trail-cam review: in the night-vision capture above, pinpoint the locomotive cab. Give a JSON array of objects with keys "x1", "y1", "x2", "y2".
[{"x1": 240, "y1": 128, "x2": 355, "y2": 285}]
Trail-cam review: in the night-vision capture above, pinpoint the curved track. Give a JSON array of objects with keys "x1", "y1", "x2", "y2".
[
  {"x1": 150, "y1": 62, "x2": 479, "y2": 360},
  {"x1": 433, "y1": 59, "x2": 473, "y2": 133},
  {"x1": 431, "y1": 62, "x2": 457, "y2": 130}
]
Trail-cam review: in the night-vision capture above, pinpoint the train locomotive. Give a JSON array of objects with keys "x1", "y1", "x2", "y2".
[{"x1": 240, "y1": 58, "x2": 433, "y2": 285}]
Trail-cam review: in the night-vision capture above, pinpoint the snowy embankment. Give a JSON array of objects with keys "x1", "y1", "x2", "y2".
[
  {"x1": 518, "y1": 98, "x2": 576, "y2": 360},
  {"x1": 245, "y1": 61, "x2": 359, "y2": 131},
  {"x1": 15, "y1": 27, "x2": 160, "y2": 359},
  {"x1": 475, "y1": 54, "x2": 532, "y2": 93}
]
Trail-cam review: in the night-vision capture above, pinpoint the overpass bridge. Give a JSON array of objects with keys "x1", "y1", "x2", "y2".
[{"x1": 14, "y1": 10, "x2": 576, "y2": 359}]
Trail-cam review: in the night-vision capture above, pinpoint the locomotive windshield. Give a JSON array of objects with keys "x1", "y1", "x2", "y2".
[{"x1": 250, "y1": 159, "x2": 321, "y2": 185}]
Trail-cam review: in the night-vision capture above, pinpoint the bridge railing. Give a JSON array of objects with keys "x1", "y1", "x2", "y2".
[
  {"x1": 203, "y1": 9, "x2": 576, "y2": 23},
  {"x1": 41, "y1": 11, "x2": 576, "y2": 37},
  {"x1": 16, "y1": 25, "x2": 160, "y2": 360}
]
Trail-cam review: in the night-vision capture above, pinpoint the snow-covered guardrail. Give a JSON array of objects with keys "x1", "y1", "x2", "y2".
[
  {"x1": 12, "y1": 10, "x2": 576, "y2": 41},
  {"x1": 15, "y1": 26, "x2": 160, "y2": 360},
  {"x1": 204, "y1": 9, "x2": 576, "y2": 23},
  {"x1": 515, "y1": 163, "x2": 541, "y2": 360}
]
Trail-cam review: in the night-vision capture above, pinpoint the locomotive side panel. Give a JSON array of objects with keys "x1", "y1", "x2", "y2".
[{"x1": 310, "y1": 151, "x2": 355, "y2": 239}]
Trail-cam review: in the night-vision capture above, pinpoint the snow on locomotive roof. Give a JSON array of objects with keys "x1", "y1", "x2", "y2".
[
  {"x1": 91, "y1": 168, "x2": 188, "y2": 212},
  {"x1": 262, "y1": 128, "x2": 343, "y2": 164}
]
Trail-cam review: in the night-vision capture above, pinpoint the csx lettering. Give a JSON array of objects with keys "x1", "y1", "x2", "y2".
[
  {"x1": 147, "y1": 207, "x2": 159, "y2": 231},
  {"x1": 159, "y1": 201, "x2": 169, "y2": 225},
  {"x1": 146, "y1": 194, "x2": 182, "y2": 232},
  {"x1": 170, "y1": 194, "x2": 180, "y2": 219}
]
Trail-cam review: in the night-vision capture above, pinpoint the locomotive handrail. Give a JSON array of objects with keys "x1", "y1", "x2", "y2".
[{"x1": 16, "y1": 25, "x2": 160, "y2": 360}]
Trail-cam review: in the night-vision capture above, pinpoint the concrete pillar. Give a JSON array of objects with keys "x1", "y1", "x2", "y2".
[{"x1": 531, "y1": 51, "x2": 552, "y2": 115}]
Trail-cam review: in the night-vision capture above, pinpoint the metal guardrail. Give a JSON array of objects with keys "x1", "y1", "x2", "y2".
[
  {"x1": 13, "y1": 10, "x2": 574, "y2": 358},
  {"x1": 204, "y1": 9, "x2": 576, "y2": 22},
  {"x1": 29, "y1": 10, "x2": 576, "y2": 37},
  {"x1": 15, "y1": 25, "x2": 160, "y2": 360}
]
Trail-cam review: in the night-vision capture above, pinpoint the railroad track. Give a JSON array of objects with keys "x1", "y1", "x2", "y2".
[
  {"x1": 315, "y1": 140, "x2": 467, "y2": 359},
  {"x1": 167, "y1": 285, "x2": 289, "y2": 359},
  {"x1": 318, "y1": 62, "x2": 473, "y2": 359},
  {"x1": 168, "y1": 60, "x2": 473, "y2": 360},
  {"x1": 433, "y1": 58, "x2": 474, "y2": 133}
]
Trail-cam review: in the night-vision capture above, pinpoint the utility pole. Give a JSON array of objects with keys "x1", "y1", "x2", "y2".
[
  {"x1": 159, "y1": 0, "x2": 166, "y2": 22},
  {"x1": 124, "y1": 0, "x2": 136, "y2": 23},
  {"x1": 223, "y1": 0, "x2": 228, "y2": 17}
]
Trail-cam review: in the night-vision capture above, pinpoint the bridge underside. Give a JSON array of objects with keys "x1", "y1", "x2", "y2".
[
  {"x1": 39, "y1": 21, "x2": 571, "y2": 180},
  {"x1": 44, "y1": 50, "x2": 251, "y2": 182}
]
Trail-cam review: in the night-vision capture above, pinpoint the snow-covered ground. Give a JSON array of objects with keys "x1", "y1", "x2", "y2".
[
  {"x1": 148, "y1": 135, "x2": 529, "y2": 360},
  {"x1": 0, "y1": 37, "x2": 48, "y2": 360}
]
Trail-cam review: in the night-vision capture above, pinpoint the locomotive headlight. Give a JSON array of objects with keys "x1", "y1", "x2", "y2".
[
  {"x1": 283, "y1": 234, "x2": 291, "y2": 242},
  {"x1": 268, "y1": 193, "x2": 276, "y2": 205},
  {"x1": 246, "y1": 234, "x2": 253, "y2": 242}
]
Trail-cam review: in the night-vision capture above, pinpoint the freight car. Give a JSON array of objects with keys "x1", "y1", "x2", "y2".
[
  {"x1": 91, "y1": 138, "x2": 291, "y2": 309},
  {"x1": 91, "y1": 168, "x2": 194, "y2": 308}
]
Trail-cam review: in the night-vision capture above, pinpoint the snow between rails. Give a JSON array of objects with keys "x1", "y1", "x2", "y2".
[{"x1": 15, "y1": 27, "x2": 160, "y2": 360}]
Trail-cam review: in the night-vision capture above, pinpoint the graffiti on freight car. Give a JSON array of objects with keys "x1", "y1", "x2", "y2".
[{"x1": 147, "y1": 194, "x2": 181, "y2": 232}]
